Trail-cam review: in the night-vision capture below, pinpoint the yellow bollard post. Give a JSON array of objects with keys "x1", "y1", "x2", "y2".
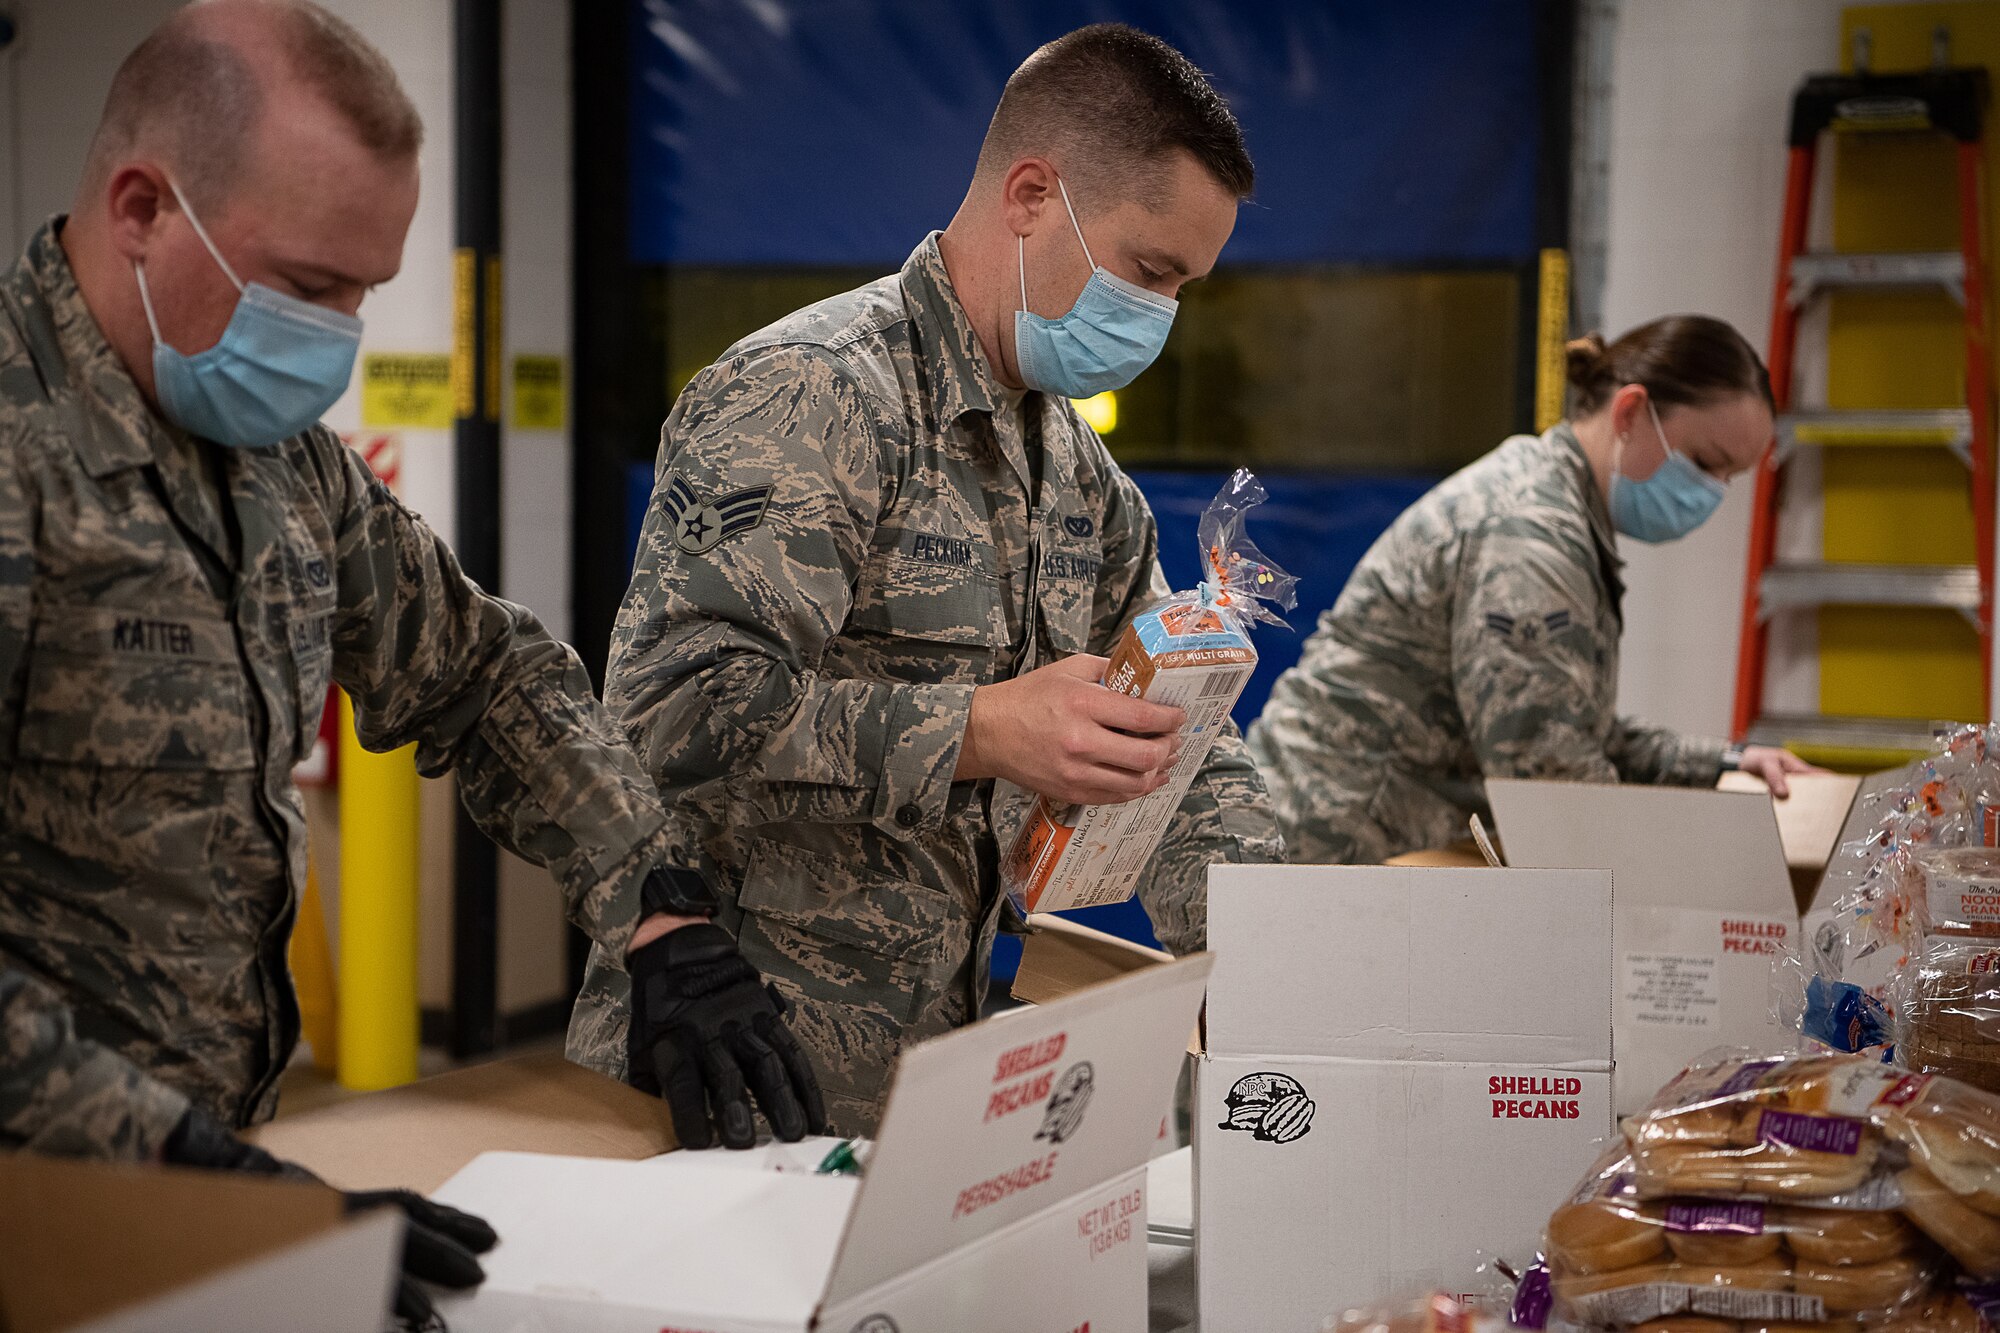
[
  {"x1": 288, "y1": 857, "x2": 339, "y2": 1072},
  {"x1": 1534, "y1": 247, "x2": 1570, "y2": 432},
  {"x1": 336, "y1": 689, "x2": 422, "y2": 1090}
]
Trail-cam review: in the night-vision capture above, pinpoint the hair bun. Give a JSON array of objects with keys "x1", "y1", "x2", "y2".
[{"x1": 1565, "y1": 333, "x2": 1609, "y2": 388}]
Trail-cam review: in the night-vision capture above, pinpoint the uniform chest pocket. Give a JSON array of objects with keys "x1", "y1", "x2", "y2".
[
  {"x1": 15, "y1": 607, "x2": 256, "y2": 771},
  {"x1": 848, "y1": 532, "x2": 1008, "y2": 648}
]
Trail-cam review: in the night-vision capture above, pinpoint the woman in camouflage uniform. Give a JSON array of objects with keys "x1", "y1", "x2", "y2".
[{"x1": 1247, "y1": 315, "x2": 1819, "y2": 864}]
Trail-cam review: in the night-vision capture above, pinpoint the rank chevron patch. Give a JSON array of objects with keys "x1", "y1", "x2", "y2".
[{"x1": 660, "y1": 473, "x2": 774, "y2": 555}]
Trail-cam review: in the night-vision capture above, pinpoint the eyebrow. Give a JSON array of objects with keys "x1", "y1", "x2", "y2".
[
  {"x1": 1138, "y1": 249, "x2": 1191, "y2": 279},
  {"x1": 276, "y1": 258, "x2": 380, "y2": 289}
]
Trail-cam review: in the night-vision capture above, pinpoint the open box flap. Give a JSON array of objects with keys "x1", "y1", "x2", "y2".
[
  {"x1": 1205, "y1": 865, "x2": 1612, "y2": 1065},
  {"x1": 1487, "y1": 779, "x2": 1794, "y2": 916},
  {"x1": 820, "y1": 954, "x2": 1212, "y2": 1309}
]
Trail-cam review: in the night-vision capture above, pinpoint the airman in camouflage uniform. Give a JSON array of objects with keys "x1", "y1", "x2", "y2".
[
  {"x1": 1246, "y1": 424, "x2": 1728, "y2": 865},
  {"x1": 0, "y1": 219, "x2": 679, "y2": 1157},
  {"x1": 569, "y1": 234, "x2": 1283, "y2": 1133}
]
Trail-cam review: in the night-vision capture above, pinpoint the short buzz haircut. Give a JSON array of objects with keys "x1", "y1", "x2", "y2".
[
  {"x1": 81, "y1": 0, "x2": 421, "y2": 208},
  {"x1": 975, "y1": 24, "x2": 1255, "y2": 209}
]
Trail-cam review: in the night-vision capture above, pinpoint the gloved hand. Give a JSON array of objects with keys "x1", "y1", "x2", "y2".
[
  {"x1": 163, "y1": 1106, "x2": 496, "y2": 1330},
  {"x1": 627, "y1": 921, "x2": 828, "y2": 1149}
]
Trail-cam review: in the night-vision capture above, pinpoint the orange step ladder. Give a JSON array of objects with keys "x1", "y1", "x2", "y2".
[{"x1": 1733, "y1": 65, "x2": 1994, "y2": 760}]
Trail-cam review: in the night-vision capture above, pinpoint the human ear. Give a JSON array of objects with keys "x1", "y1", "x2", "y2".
[
  {"x1": 103, "y1": 164, "x2": 171, "y2": 263},
  {"x1": 1001, "y1": 157, "x2": 1057, "y2": 239}
]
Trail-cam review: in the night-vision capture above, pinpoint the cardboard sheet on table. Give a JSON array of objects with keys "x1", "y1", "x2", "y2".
[
  {"x1": 0, "y1": 1153, "x2": 397, "y2": 1333},
  {"x1": 245, "y1": 1050, "x2": 677, "y2": 1192}
]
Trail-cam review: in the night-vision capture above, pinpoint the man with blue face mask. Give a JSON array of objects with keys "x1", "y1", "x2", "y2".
[
  {"x1": 582, "y1": 24, "x2": 1284, "y2": 1134},
  {"x1": 0, "y1": 3, "x2": 822, "y2": 1323},
  {"x1": 1249, "y1": 315, "x2": 1823, "y2": 865}
]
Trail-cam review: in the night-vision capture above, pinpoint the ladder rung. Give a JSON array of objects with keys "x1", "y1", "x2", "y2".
[
  {"x1": 1778, "y1": 408, "x2": 1973, "y2": 450},
  {"x1": 1789, "y1": 251, "x2": 1964, "y2": 303},
  {"x1": 1745, "y1": 712, "x2": 1944, "y2": 758},
  {"x1": 1759, "y1": 562, "x2": 1982, "y2": 612}
]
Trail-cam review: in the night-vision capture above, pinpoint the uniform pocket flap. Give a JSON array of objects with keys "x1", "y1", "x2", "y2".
[
  {"x1": 847, "y1": 531, "x2": 1006, "y2": 647},
  {"x1": 737, "y1": 837, "x2": 960, "y2": 967}
]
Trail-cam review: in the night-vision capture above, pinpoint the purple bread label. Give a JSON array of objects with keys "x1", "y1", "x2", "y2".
[
  {"x1": 1758, "y1": 1109, "x2": 1864, "y2": 1155},
  {"x1": 1510, "y1": 1261, "x2": 1553, "y2": 1330},
  {"x1": 1666, "y1": 1200, "x2": 1767, "y2": 1234},
  {"x1": 1717, "y1": 1059, "x2": 1784, "y2": 1097},
  {"x1": 1960, "y1": 1275, "x2": 2000, "y2": 1324}
]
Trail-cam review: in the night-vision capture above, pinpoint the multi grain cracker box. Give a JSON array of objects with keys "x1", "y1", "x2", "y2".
[{"x1": 1004, "y1": 469, "x2": 1296, "y2": 916}]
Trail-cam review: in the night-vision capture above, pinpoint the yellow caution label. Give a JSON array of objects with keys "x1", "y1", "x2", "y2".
[
  {"x1": 361, "y1": 353, "x2": 454, "y2": 429},
  {"x1": 1535, "y1": 248, "x2": 1570, "y2": 432},
  {"x1": 452, "y1": 248, "x2": 476, "y2": 419},
  {"x1": 512, "y1": 354, "x2": 566, "y2": 430}
]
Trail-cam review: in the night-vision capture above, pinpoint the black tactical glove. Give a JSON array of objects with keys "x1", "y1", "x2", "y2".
[
  {"x1": 626, "y1": 920, "x2": 828, "y2": 1149},
  {"x1": 163, "y1": 1106, "x2": 496, "y2": 1330}
]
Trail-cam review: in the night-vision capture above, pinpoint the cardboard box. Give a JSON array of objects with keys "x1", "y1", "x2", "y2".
[
  {"x1": 432, "y1": 955, "x2": 1215, "y2": 1333},
  {"x1": 1486, "y1": 779, "x2": 1798, "y2": 1116},
  {"x1": 1194, "y1": 865, "x2": 1614, "y2": 1332},
  {"x1": 0, "y1": 1152, "x2": 400, "y2": 1333},
  {"x1": 1003, "y1": 605, "x2": 1258, "y2": 914},
  {"x1": 245, "y1": 1049, "x2": 678, "y2": 1192},
  {"x1": 1718, "y1": 770, "x2": 1863, "y2": 910},
  {"x1": 1384, "y1": 840, "x2": 1489, "y2": 868}
]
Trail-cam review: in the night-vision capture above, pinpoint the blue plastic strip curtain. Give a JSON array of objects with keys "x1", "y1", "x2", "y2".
[{"x1": 629, "y1": 0, "x2": 1543, "y2": 267}]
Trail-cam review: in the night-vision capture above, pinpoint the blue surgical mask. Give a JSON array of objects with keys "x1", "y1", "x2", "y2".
[
  {"x1": 134, "y1": 178, "x2": 363, "y2": 449},
  {"x1": 1013, "y1": 176, "x2": 1177, "y2": 397},
  {"x1": 1608, "y1": 399, "x2": 1727, "y2": 543}
]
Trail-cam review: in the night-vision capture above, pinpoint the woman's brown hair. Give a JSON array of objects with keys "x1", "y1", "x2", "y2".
[{"x1": 1565, "y1": 315, "x2": 1774, "y2": 417}]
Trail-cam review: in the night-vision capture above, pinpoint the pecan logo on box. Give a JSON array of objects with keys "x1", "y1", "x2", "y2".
[
  {"x1": 1036, "y1": 1062, "x2": 1095, "y2": 1145},
  {"x1": 1218, "y1": 1071, "x2": 1315, "y2": 1144}
]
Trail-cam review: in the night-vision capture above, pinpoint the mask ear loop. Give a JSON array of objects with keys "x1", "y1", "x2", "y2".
[
  {"x1": 164, "y1": 175, "x2": 245, "y2": 293},
  {"x1": 1054, "y1": 175, "x2": 1096, "y2": 270},
  {"x1": 134, "y1": 262, "x2": 167, "y2": 346}
]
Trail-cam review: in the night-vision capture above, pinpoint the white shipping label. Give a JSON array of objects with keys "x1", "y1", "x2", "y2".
[{"x1": 1621, "y1": 950, "x2": 1721, "y2": 1030}]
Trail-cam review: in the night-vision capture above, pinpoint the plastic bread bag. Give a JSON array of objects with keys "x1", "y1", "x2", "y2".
[
  {"x1": 1911, "y1": 847, "x2": 2000, "y2": 938},
  {"x1": 1899, "y1": 936, "x2": 2000, "y2": 1098},
  {"x1": 1618, "y1": 1052, "x2": 1912, "y2": 1207},
  {"x1": 1532, "y1": 1143, "x2": 1939, "y2": 1329},
  {"x1": 999, "y1": 468, "x2": 1296, "y2": 915},
  {"x1": 1323, "y1": 1292, "x2": 1511, "y2": 1333}
]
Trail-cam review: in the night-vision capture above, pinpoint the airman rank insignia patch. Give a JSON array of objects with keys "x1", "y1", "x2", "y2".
[{"x1": 661, "y1": 473, "x2": 773, "y2": 555}]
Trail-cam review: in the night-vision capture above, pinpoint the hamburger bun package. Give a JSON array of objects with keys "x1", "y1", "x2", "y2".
[
  {"x1": 1002, "y1": 469, "x2": 1296, "y2": 915},
  {"x1": 1515, "y1": 1050, "x2": 2000, "y2": 1331}
]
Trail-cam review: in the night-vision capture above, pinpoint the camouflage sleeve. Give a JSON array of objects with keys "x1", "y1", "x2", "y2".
[
  {"x1": 1449, "y1": 519, "x2": 1621, "y2": 784},
  {"x1": 317, "y1": 433, "x2": 669, "y2": 955},
  {"x1": 0, "y1": 967, "x2": 191, "y2": 1159},
  {"x1": 1093, "y1": 467, "x2": 1284, "y2": 956},
  {"x1": 1607, "y1": 717, "x2": 1729, "y2": 787},
  {"x1": 605, "y1": 348, "x2": 973, "y2": 834}
]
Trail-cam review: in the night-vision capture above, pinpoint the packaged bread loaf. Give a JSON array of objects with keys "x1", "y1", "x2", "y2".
[
  {"x1": 1535, "y1": 1147, "x2": 1937, "y2": 1329},
  {"x1": 1914, "y1": 847, "x2": 2000, "y2": 938},
  {"x1": 1618, "y1": 1054, "x2": 1902, "y2": 1205},
  {"x1": 1902, "y1": 937, "x2": 2000, "y2": 1097}
]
